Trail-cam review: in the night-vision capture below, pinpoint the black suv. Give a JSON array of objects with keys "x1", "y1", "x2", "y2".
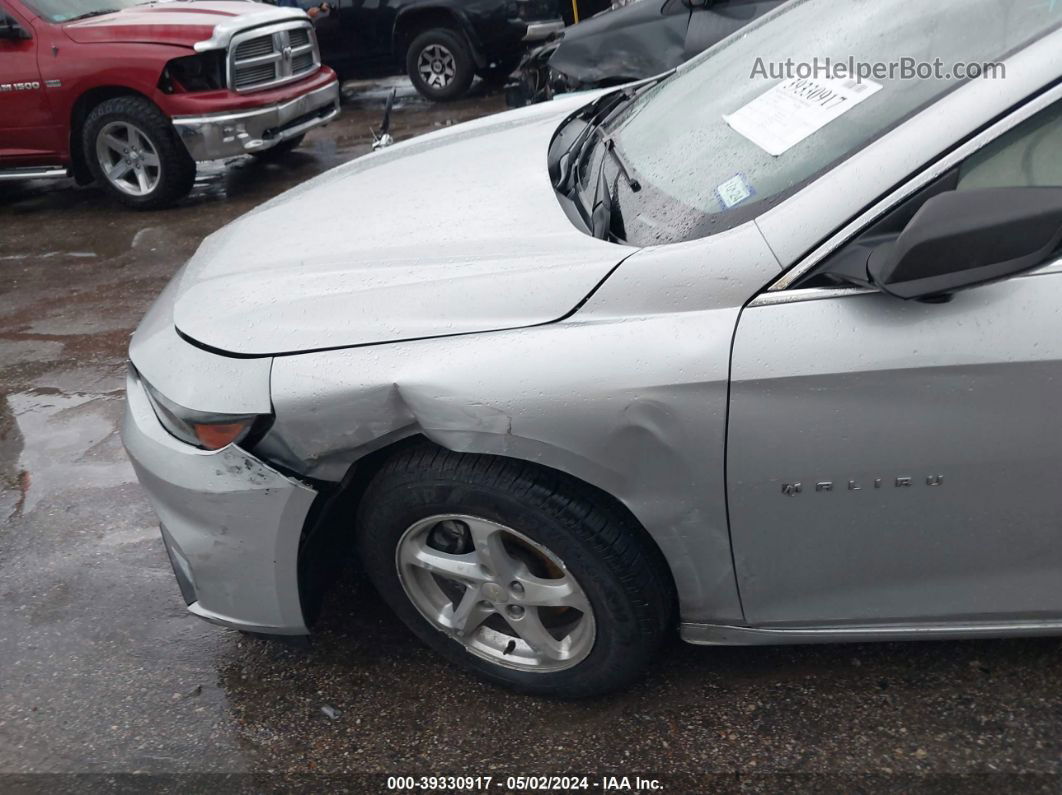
[{"x1": 310, "y1": 0, "x2": 564, "y2": 101}]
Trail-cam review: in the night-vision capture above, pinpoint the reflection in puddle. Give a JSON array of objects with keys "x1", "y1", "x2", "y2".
[{"x1": 6, "y1": 389, "x2": 134, "y2": 517}]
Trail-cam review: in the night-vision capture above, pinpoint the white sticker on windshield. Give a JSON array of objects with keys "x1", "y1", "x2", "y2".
[
  {"x1": 723, "y1": 76, "x2": 884, "y2": 157},
  {"x1": 716, "y1": 173, "x2": 755, "y2": 209}
]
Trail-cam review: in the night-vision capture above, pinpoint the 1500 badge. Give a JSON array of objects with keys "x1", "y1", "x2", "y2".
[
  {"x1": 0, "y1": 81, "x2": 41, "y2": 92},
  {"x1": 782, "y1": 475, "x2": 944, "y2": 496}
]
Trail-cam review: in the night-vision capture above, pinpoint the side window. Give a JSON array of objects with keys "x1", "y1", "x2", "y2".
[
  {"x1": 958, "y1": 100, "x2": 1062, "y2": 190},
  {"x1": 0, "y1": 4, "x2": 30, "y2": 42}
]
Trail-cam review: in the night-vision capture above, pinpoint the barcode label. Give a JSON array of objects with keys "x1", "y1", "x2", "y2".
[{"x1": 724, "y1": 76, "x2": 884, "y2": 156}]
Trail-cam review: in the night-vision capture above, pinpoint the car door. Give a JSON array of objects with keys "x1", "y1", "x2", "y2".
[
  {"x1": 726, "y1": 97, "x2": 1062, "y2": 628},
  {"x1": 0, "y1": 4, "x2": 59, "y2": 165},
  {"x1": 683, "y1": 0, "x2": 783, "y2": 61}
]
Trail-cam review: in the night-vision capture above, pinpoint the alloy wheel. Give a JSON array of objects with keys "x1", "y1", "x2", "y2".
[
  {"x1": 396, "y1": 514, "x2": 596, "y2": 672},
  {"x1": 95, "y1": 121, "x2": 162, "y2": 197},
  {"x1": 417, "y1": 44, "x2": 457, "y2": 89}
]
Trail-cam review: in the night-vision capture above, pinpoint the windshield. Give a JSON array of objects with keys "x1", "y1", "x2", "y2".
[
  {"x1": 21, "y1": 0, "x2": 147, "y2": 22},
  {"x1": 609, "y1": 0, "x2": 1062, "y2": 244}
]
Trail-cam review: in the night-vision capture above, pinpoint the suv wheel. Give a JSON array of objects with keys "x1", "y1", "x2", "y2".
[
  {"x1": 83, "y1": 96, "x2": 195, "y2": 210},
  {"x1": 356, "y1": 445, "x2": 675, "y2": 697},
  {"x1": 406, "y1": 28, "x2": 475, "y2": 102}
]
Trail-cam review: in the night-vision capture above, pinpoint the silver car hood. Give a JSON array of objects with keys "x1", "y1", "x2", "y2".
[{"x1": 173, "y1": 96, "x2": 632, "y2": 356}]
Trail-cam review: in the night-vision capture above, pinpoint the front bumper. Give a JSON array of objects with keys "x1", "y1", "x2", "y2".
[
  {"x1": 522, "y1": 19, "x2": 565, "y2": 41},
  {"x1": 122, "y1": 369, "x2": 317, "y2": 635},
  {"x1": 171, "y1": 78, "x2": 340, "y2": 161}
]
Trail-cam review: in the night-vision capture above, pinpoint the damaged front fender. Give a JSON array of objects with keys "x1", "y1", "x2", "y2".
[
  {"x1": 265, "y1": 310, "x2": 741, "y2": 624},
  {"x1": 262, "y1": 224, "x2": 782, "y2": 626}
]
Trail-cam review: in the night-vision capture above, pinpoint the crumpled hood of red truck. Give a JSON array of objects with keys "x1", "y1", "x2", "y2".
[{"x1": 62, "y1": 1, "x2": 304, "y2": 49}]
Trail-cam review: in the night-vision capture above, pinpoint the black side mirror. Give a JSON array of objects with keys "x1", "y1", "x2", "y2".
[
  {"x1": 0, "y1": 14, "x2": 29, "y2": 39},
  {"x1": 868, "y1": 187, "x2": 1062, "y2": 300}
]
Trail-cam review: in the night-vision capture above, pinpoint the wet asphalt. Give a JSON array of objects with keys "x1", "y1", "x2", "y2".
[{"x1": 2, "y1": 78, "x2": 1062, "y2": 793}]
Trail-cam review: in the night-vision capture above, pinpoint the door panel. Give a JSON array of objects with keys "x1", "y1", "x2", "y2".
[
  {"x1": 727, "y1": 270, "x2": 1062, "y2": 627},
  {"x1": 0, "y1": 10, "x2": 58, "y2": 163}
]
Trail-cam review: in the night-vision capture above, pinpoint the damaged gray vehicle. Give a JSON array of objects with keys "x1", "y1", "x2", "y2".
[
  {"x1": 124, "y1": 0, "x2": 1062, "y2": 697},
  {"x1": 510, "y1": 0, "x2": 783, "y2": 105}
]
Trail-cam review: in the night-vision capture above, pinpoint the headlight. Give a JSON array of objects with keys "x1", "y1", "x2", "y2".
[
  {"x1": 142, "y1": 379, "x2": 270, "y2": 451},
  {"x1": 158, "y1": 51, "x2": 226, "y2": 93}
]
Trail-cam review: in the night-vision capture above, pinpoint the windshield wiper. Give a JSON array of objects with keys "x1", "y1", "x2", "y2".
[
  {"x1": 574, "y1": 134, "x2": 639, "y2": 240},
  {"x1": 602, "y1": 138, "x2": 639, "y2": 193},
  {"x1": 553, "y1": 70, "x2": 672, "y2": 194},
  {"x1": 589, "y1": 165, "x2": 627, "y2": 242},
  {"x1": 69, "y1": 8, "x2": 120, "y2": 19},
  {"x1": 553, "y1": 92, "x2": 631, "y2": 195}
]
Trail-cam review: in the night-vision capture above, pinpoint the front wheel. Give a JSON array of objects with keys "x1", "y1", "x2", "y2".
[
  {"x1": 405, "y1": 28, "x2": 475, "y2": 102},
  {"x1": 356, "y1": 445, "x2": 675, "y2": 697},
  {"x1": 83, "y1": 95, "x2": 195, "y2": 210}
]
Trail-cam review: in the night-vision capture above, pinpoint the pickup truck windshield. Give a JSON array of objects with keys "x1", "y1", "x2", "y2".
[
  {"x1": 610, "y1": 0, "x2": 1062, "y2": 244},
  {"x1": 22, "y1": 0, "x2": 145, "y2": 22}
]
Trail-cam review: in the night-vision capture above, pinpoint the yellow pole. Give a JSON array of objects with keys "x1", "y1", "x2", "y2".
[{"x1": 571, "y1": 0, "x2": 579, "y2": 23}]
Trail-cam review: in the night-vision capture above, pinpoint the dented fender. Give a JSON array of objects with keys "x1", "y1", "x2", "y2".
[{"x1": 264, "y1": 224, "x2": 782, "y2": 625}]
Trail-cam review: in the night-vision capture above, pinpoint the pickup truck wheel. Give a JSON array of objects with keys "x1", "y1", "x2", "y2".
[
  {"x1": 356, "y1": 445, "x2": 675, "y2": 697},
  {"x1": 83, "y1": 96, "x2": 195, "y2": 210},
  {"x1": 406, "y1": 29, "x2": 475, "y2": 102},
  {"x1": 252, "y1": 134, "x2": 307, "y2": 161}
]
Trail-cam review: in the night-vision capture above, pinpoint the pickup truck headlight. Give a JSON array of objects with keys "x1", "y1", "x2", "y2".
[
  {"x1": 142, "y1": 379, "x2": 270, "y2": 451},
  {"x1": 159, "y1": 52, "x2": 226, "y2": 93}
]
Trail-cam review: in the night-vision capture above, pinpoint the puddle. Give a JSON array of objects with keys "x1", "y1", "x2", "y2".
[{"x1": 6, "y1": 389, "x2": 134, "y2": 517}]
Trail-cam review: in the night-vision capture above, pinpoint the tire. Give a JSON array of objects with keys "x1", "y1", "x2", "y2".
[
  {"x1": 405, "y1": 28, "x2": 475, "y2": 102},
  {"x1": 356, "y1": 444, "x2": 675, "y2": 698},
  {"x1": 252, "y1": 134, "x2": 306, "y2": 161},
  {"x1": 83, "y1": 95, "x2": 195, "y2": 210}
]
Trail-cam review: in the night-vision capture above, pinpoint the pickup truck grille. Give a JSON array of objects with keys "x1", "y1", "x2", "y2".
[
  {"x1": 288, "y1": 28, "x2": 311, "y2": 48},
  {"x1": 228, "y1": 21, "x2": 319, "y2": 93}
]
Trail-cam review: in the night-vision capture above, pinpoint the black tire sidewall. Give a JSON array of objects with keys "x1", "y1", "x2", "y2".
[
  {"x1": 405, "y1": 28, "x2": 475, "y2": 102},
  {"x1": 83, "y1": 96, "x2": 195, "y2": 209},
  {"x1": 357, "y1": 471, "x2": 659, "y2": 698}
]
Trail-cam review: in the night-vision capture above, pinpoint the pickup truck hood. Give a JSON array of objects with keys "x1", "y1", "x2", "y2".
[
  {"x1": 172, "y1": 94, "x2": 633, "y2": 356},
  {"x1": 63, "y1": 1, "x2": 305, "y2": 49}
]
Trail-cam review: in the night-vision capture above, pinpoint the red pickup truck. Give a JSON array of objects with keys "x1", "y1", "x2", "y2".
[{"x1": 0, "y1": 0, "x2": 339, "y2": 208}]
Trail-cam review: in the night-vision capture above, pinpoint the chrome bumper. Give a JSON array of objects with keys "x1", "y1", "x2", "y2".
[
  {"x1": 523, "y1": 19, "x2": 565, "y2": 42},
  {"x1": 171, "y1": 79, "x2": 340, "y2": 161},
  {"x1": 122, "y1": 370, "x2": 317, "y2": 635}
]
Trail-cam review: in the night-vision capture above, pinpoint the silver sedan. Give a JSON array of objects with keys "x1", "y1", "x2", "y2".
[{"x1": 123, "y1": 0, "x2": 1062, "y2": 696}]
